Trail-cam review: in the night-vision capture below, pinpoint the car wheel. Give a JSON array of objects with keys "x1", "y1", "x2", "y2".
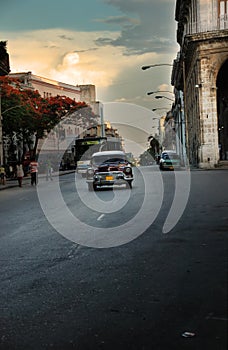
[
  {"x1": 88, "y1": 183, "x2": 94, "y2": 191},
  {"x1": 126, "y1": 181, "x2": 132, "y2": 189}
]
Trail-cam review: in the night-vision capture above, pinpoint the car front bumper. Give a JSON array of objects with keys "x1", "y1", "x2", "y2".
[
  {"x1": 87, "y1": 171, "x2": 133, "y2": 187},
  {"x1": 160, "y1": 162, "x2": 181, "y2": 170}
]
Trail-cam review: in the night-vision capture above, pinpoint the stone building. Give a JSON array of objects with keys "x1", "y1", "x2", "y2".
[
  {"x1": 1, "y1": 72, "x2": 101, "y2": 164},
  {"x1": 9, "y1": 72, "x2": 94, "y2": 105},
  {"x1": 172, "y1": 0, "x2": 228, "y2": 168}
]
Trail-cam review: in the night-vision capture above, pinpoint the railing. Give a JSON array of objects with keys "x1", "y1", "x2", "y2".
[{"x1": 186, "y1": 15, "x2": 228, "y2": 35}]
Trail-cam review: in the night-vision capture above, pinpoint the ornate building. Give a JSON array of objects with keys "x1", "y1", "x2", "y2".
[
  {"x1": 1, "y1": 71, "x2": 101, "y2": 165},
  {"x1": 172, "y1": 0, "x2": 228, "y2": 168},
  {"x1": 9, "y1": 72, "x2": 96, "y2": 106}
]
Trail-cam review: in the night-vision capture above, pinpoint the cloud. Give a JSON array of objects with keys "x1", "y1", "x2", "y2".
[
  {"x1": 6, "y1": 28, "x2": 124, "y2": 87},
  {"x1": 95, "y1": 15, "x2": 139, "y2": 26},
  {"x1": 103, "y1": 0, "x2": 173, "y2": 11},
  {"x1": 75, "y1": 48, "x2": 98, "y2": 53},
  {"x1": 2, "y1": 0, "x2": 178, "y2": 156},
  {"x1": 58, "y1": 35, "x2": 74, "y2": 41},
  {"x1": 96, "y1": 0, "x2": 177, "y2": 55},
  {"x1": 95, "y1": 33, "x2": 176, "y2": 55},
  {"x1": 3, "y1": 0, "x2": 178, "y2": 112}
]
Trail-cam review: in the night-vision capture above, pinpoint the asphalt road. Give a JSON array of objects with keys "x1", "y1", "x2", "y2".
[{"x1": 0, "y1": 167, "x2": 227, "y2": 350}]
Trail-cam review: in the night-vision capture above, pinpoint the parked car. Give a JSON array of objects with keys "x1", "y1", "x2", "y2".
[
  {"x1": 86, "y1": 151, "x2": 134, "y2": 191},
  {"x1": 159, "y1": 150, "x2": 181, "y2": 170}
]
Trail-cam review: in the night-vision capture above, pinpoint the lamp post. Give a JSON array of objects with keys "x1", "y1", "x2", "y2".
[
  {"x1": 99, "y1": 102, "x2": 105, "y2": 137},
  {"x1": 155, "y1": 95, "x2": 174, "y2": 102},
  {"x1": 147, "y1": 90, "x2": 173, "y2": 96},
  {"x1": 150, "y1": 115, "x2": 164, "y2": 147},
  {"x1": 152, "y1": 107, "x2": 170, "y2": 112},
  {"x1": 141, "y1": 63, "x2": 173, "y2": 70}
]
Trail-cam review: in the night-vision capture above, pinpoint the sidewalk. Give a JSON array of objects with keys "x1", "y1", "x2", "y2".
[{"x1": 0, "y1": 170, "x2": 75, "y2": 191}]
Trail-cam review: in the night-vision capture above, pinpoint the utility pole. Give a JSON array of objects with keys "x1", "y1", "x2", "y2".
[{"x1": 99, "y1": 102, "x2": 105, "y2": 137}]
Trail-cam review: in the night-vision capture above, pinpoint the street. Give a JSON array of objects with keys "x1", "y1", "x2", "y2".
[{"x1": 0, "y1": 167, "x2": 227, "y2": 350}]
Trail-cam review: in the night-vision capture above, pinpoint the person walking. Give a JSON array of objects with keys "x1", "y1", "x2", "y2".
[
  {"x1": 29, "y1": 158, "x2": 38, "y2": 186},
  {"x1": 0, "y1": 165, "x2": 6, "y2": 185},
  {"x1": 46, "y1": 160, "x2": 53, "y2": 181},
  {"x1": 9, "y1": 165, "x2": 14, "y2": 178},
  {"x1": 16, "y1": 162, "x2": 24, "y2": 187}
]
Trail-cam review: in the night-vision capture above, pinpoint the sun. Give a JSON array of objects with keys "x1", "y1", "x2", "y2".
[{"x1": 63, "y1": 52, "x2": 80, "y2": 66}]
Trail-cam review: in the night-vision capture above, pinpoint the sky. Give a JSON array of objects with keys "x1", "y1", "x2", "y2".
[{"x1": 1, "y1": 0, "x2": 179, "y2": 156}]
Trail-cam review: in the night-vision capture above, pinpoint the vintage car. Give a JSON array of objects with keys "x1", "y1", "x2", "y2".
[
  {"x1": 159, "y1": 150, "x2": 182, "y2": 170},
  {"x1": 86, "y1": 151, "x2": 134, "y2": 191}
]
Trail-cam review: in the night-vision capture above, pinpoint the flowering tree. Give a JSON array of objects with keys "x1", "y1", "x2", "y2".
[{"x1": 0, "y1": 76, "x2": 99, "y2": 161}]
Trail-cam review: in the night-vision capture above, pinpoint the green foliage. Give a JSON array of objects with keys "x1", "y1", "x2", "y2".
[{"x1": 0, "y1": 76, "x2": 98, "y2": 159}]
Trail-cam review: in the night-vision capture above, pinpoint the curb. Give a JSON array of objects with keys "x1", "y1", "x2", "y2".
[{"x1": 0, "y1": 170, "x2": 76, "y2": 191}]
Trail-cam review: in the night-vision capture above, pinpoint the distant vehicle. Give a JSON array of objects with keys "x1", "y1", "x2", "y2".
[
  {"x1": 74, "y1": 137, "x2": 122, "y2": 177},
  {"x1": 159, "y1": 150, "x2": 181, "y2": 170},
  {"x1": 86, "y1": 150, "x2": 133, "y2": 191}
]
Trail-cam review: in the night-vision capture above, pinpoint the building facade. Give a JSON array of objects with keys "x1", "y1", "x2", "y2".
[
  {"x1": 9, "y1": 72, "x2": 95, "y2": 104},
  {"x1": 1, "y1": 72, "x2": 101, "y2": 165},
  {"x1": 172, "y1": 0, "x2": 228, "y2": 168}
]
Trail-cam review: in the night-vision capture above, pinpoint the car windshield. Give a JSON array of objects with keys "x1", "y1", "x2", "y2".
[{"x1": 92, "y1": 156, "x2": 127, "y2": 166}]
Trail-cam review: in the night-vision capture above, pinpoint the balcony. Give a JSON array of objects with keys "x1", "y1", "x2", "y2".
[{"x1": 186, "y1": 15, "x2": 228, "y2": 36}]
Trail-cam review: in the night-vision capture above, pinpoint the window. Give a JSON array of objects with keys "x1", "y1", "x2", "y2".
[
  {"x1": 218, "y1": 0, "x2": 227, "y2": 16},
  {"x1": 218, "y1": 0, "x2": 227, "y2": 28}
]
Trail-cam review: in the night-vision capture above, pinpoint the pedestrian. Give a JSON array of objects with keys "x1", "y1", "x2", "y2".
[
  {"x1": 0, "y1": 164, "x2": 6, "y2": 185},
  {"x1": 9, "y1": 165, "x2": 14, "y2": 178},
  {"x1": 46, "y1": 160, "x2": 53, "y2": 181},
  {"x1": 29, "y1": 158, "x2": 38, "y2": 186},
  {"x1": 16, "y1": 162, "x2": 24, "y2": 187}
]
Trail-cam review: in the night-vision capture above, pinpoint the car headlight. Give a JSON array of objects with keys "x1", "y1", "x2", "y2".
[
  {"x1": 87, "y1": 169, "x2": 94, "y2": 176},
  {"x1": 124, "y1": 167, "x2": 132, "y2": 174}
]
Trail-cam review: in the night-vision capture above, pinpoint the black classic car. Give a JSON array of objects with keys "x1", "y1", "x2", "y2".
[{"x1": 86, "y1": 151, "x2": 134, "y2": 191}]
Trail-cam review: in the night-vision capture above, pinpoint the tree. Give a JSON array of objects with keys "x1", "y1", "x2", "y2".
[{"x1": 0, "y1": 76, "x2": 99, "y2": 161}]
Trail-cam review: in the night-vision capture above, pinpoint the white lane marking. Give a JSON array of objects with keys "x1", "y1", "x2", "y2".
[{"x1": 97, "y1": 214, "x2": 105, "y2": 221}]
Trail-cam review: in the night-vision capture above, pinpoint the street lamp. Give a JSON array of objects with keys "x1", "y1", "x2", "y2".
[
  {"x1": 147, "y1": 90, "x2": 173, "y2": 96},
  {"x1": 141, "y1": 63, "x2": 173, "y2": 70},
  {"x1": 155, "y1": 95, "x2": 174, "y2": 102},
  {"x1": 152, "y1": 107, "x2": 170, "y2": 112}
]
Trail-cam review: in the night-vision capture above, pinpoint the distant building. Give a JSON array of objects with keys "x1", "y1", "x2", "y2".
[
  {"x1": 172, "y1": 0, "x2": 228, "y2": 168},
  {"x1": 9, "y1": 71, "x2": 93, "y2": 104},
  {"x1": 7, "y1": 72, "x2": 102, "y2": 160}
]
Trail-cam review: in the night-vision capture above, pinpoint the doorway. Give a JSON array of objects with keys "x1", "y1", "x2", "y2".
[{"x1": 217, "y1": 59, "x2": 228, "y2": 160}]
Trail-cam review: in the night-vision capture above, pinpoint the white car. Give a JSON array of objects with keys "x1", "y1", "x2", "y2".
[{"x1": 76, "y1": 160, "x2": 91, "y2": 177}]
